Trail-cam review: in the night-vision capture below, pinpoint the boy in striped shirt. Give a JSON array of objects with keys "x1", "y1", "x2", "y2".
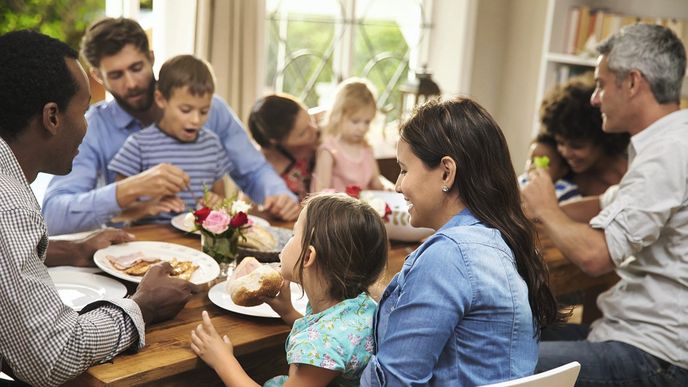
[{"x1": 109, "y1": 55, "x2": 227, "y2": 224}]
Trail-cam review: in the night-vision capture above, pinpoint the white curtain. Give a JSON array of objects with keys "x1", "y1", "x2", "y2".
[{"x1": 196, "y1": 0, "x2": 264, "y2": 124}]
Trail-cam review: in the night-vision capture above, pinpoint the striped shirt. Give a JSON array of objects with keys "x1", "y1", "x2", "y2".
[
  {"x1": 108, "y1": 125, "x2": 230, "y2": 224},
  {"x1": 0, "y1": 137, "x2": 144, "y2": 387}
]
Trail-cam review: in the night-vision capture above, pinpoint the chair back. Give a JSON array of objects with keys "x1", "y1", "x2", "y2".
[{"x1": 479, "y1": 362, "x2": 581, "y2": 387}]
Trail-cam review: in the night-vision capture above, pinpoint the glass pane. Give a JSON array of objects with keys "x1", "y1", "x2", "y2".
[{"x1": 264, "y1": 0, "x2": 342, "y2": 107}]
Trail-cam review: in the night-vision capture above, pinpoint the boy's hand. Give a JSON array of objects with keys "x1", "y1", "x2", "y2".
[
  {"x1": 199, "y1": 192, "x2": 223, "y2": 209},
  {"x1": 190, "y1": 310, "x2": 235, "y2": 370},
  {"x1": 116, "y1": 163, "x2": 190, "y2": 207},
  {"x1": 115, "y1": 196, "x2": 186, "y2": 223}
]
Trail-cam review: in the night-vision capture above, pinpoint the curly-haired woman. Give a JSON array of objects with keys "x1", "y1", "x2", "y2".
[{"x1": 539, "y1": 73, "x2": 629, "y2": 196}]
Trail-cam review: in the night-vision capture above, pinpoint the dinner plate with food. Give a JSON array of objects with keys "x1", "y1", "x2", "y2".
[
  {"x1": 208, "y1": 257, "x2": 308, "y2": 318},
  {"x1": 93, "y1": 241, "x2": 220, "y2": 284},
  {"x1": 170, "y1": 213, "x2": 270, "y2": 235}
]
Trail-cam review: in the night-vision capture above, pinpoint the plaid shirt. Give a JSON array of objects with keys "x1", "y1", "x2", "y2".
[{"x1": 0, "y1": 138, "x2": 145, "y2": 387}]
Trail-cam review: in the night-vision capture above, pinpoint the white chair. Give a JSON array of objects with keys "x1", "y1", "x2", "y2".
[{"x1": 480, "y1": 362, "x2": 581, "y2": 387}]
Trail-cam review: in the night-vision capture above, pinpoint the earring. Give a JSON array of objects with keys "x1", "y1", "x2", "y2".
[{"x1": 442, "y1": 185, "x2": 449, "y2": 192}]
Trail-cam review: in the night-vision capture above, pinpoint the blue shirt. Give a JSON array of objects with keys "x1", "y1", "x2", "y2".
[
  {"x1": 42, "y1": 95, "x2": 294, "y2": 234},
  {"x1": 361, "y1": 209, "x2": 538, "y2": 386},
  {"x1": 108, "y1": 125, "x2": 230, "y2": 224}
]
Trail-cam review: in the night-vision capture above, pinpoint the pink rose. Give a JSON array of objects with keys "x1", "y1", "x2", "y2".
[{"x1": 202, "y1": 210, "x2": 230, "y2": 234}]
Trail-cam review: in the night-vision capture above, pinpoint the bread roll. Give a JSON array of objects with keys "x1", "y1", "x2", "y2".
[
  {"x1": 239, "y1": 225, "x2": 277, "y2": 251},
  {"x1": 227, "y1": 257, "x2": 283, "y2": 306}
]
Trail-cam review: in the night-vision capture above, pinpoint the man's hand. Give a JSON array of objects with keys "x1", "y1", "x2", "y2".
[
  {"x1": 114, "y1": 196, "x2": 186, "y2": 223},
  {"x1": 116, "y1": 163, "x2": 190, "y2": 208},
  {"x1": 262, "y1": 194, "x2": 300, "y2": 221},
  {"x1": 130, "y1": 262, "x2": 202, "y2": 325},
  {"x1": 521, "y1": 168, "x2": 559, "y2": 221},
  {"x1": 46, "y1": 228, "x2": 135, "y2": 267}
]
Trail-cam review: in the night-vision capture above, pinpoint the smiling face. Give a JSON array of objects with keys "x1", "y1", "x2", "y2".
[
  {"x1": 339, "y1": 106, "x2": 375, "y2": 144},
  {"x1": 93, "y1": 44, "x2": 155, "y2": 113},
  {"x1": 524, "y1": 142, "x2": 569, "y2": 181},
  {"x1": 155, "y1": 86, "x2": 212, "y2": 142},
  {"x1": 281, "y1": 108, "x2": 319, "y2": 149},
  {"x1": 51, "y1": 59, "x2": 91, "y2": 175},
  {"x1": 554, "y1": 135, "x2": 604, "y2": 174},
  {"x1": 395, "y1": 140, "x2": 446, "y2": 230},
  {"x1": 591, "y1": 55, "x2": 627, "y2": 134}
]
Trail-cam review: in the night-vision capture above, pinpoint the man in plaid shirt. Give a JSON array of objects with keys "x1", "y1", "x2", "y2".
[{"x1": 0, "y1": 31, "x2": 201, "y2": 386}]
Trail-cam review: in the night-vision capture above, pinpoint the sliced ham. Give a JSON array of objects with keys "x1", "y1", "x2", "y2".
[{"x1": 107, "y1": 252, "x2": 160, "y2": 270}]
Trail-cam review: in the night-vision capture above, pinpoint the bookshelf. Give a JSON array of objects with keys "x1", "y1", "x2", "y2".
[{"x1": 533, "y1": 0, "x2": 688, "y2": 133}]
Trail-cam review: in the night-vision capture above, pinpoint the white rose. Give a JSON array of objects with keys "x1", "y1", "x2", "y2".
[
  {"x1": 231, "y1": 200, "x2": 251, "y2": 215},
  {"x1": 183, "y1": 212, "x2": 196, "y2": 230}
]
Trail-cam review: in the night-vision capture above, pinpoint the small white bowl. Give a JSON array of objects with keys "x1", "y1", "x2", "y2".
[{"x1": 361, "y1": 190, "x2": 434, "y2": 242}]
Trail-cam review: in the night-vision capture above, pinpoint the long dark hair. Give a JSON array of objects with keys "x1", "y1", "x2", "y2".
[{"x1": 400, "y1": 97, "x2": 564, "y2": 332}]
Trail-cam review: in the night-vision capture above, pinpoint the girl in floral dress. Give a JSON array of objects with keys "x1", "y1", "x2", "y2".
[{"x1": 191, "y1": 193, "x2": 388, "y2": 386}]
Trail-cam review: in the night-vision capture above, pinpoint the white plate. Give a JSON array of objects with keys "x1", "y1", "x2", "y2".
[
  {"x1": 48, "y1": 266, "x2": 102, "y2": 274},
  {"x1": 93, "y1": 241, "x2": 220, "y2": 284},
  {"x1": 170, "y1": 213, "x2": 270, "y2": 235},
  {"x1": 48, "y1": 270, "x2": 127, "y2": 311},
  {"x1": 208, "y1": 281, "x2": 308, "y2": 318}
]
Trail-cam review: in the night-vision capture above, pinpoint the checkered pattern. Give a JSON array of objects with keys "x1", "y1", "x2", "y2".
[{"x1": 0, "y1": 138, "x2": 145, "y2": 387}]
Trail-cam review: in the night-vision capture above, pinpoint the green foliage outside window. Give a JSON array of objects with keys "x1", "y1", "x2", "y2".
[{"x1": 0, "y1": 0, "x2": 103, "y2": 50}]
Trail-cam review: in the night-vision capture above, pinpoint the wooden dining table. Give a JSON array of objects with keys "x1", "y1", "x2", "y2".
[{"x1": 65, "y1": 221, "x2": 617, "y2": 386}]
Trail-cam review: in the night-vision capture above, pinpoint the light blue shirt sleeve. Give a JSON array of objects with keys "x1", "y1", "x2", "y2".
[
  {"x1": 362, "y1": 238, "x2": 471, "y2": 386},
  {"x1": 204, "y1": 96, "x2": 295, "y2": 203},
  {"x1": 42, "y1": 108, "x2": 123, "y2": 235}
]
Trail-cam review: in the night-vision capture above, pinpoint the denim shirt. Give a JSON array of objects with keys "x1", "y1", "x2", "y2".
[
  {"x1": 42, "y1": 95, "x2": 294, "y2": 234},
  {"x1": 361, "y1": 209, "x2": 537, "y2": 386}
]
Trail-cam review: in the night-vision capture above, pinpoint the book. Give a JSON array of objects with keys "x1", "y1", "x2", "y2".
[{"x1": 565, "y1": 7, "x2": 581, "y2": 54}]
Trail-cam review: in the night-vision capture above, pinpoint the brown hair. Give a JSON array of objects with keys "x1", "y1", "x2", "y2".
[
  {"x1": 325, "y1": 78, "x2": 377, "y2": 135},
  {"x1": 293, "y1": 193, "x2": 388, "y2": 301},
  {"x1": 157, "y1": 55, "x2": 215, "y2": 99},
  {"x1": 80, "y1": 17, "x2": 150, "y2": 68},
  {"x1": 400, "y1": 97, "x2": 565, "y2": 333},
  {"x1": 248, "y1": 94, "x2": 305, "y2": 147}
]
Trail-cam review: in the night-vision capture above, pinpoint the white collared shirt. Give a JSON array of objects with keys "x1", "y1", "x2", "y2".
[{"x1": 589, "y1": 109, "x2": 688, "y2": 369}]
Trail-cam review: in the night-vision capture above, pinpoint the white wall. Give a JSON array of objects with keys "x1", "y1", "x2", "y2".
[{"x1": 427, "y1": 0, "x2": 549, "y2": 171}]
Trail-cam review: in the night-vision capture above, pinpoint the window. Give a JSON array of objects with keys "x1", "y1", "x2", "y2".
[{"x1": 263, "y1": 0, "x2": 432, "y2": 125}]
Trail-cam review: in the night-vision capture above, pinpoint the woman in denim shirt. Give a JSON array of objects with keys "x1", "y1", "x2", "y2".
[{"x1": 361, "y1": 98, "x2": 564, "y2": 386}]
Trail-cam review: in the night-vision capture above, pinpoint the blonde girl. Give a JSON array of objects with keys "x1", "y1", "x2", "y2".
[
  {"x1": 191, "y1": 193, "x2": 388, "y2": 387},
  {"x1": 311, "y1": 78, "x2": 391, "y2": 192}
]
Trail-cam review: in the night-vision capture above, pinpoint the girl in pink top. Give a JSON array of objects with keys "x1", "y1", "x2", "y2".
[{"x1": 311, "y1": 78, "x2": 391, "y2": 192}]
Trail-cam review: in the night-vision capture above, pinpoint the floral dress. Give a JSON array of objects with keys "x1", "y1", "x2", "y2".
[{"x1": 264, "y1": 293, "x2": 377, "y2": 387}]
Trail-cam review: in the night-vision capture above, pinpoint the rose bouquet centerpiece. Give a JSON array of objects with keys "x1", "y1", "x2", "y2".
[{"x1": 184, "y1": 193, "x2": 251, "y2": 278}]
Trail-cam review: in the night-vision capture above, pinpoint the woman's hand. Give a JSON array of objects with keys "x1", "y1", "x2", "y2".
[{"x1": 190, "y1": 310, "x2": 235, "y2": 370}]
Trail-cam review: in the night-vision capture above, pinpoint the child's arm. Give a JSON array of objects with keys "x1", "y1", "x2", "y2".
[
  {"x1": 190, "y1": 311, "x2": 261, "y2": 387},
  {"x1": 264, "y1": 280, "x2": 303, "y2": 326},
  {"x1": 311, "y1": 148, "x2": 334, "y2": 192}
]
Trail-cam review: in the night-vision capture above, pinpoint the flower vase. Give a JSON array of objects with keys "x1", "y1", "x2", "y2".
[{"x1": 201, "y1": 232, "x2": 238, "y2": 280}]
